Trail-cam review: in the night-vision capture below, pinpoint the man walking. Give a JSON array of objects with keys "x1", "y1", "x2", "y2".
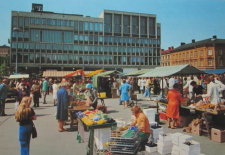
[
  {"x1": 0, "y1": 79, "x2": 8, "y2": 116},
  {"x1": 42, "y1": 77, "x2": 49, "y2": 104}
]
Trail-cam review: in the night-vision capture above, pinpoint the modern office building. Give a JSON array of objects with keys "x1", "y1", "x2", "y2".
[
  {"x1": 169, "y1": 36, "x2": 225, "y2": 70},
  {"x1": 10, "y1": 4, "x2": 161, "y2": 74}
]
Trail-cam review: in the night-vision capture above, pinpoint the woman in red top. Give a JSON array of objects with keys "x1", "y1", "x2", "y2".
[{"x1": 166, "y1": 83, "x2": 184, "y2": 129}]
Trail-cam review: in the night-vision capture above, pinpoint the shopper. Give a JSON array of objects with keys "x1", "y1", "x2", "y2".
[
  {"x1": 18, "y1": 84, "x2": 30, "y2": 104},
  {"x1": 0, "y1": 79, "x2": 8, "y2": 116},
  {"x1": 130, "y1": 106, "x2": 150, "y2": 151},
  {"x1": 42, "y1": 77, "x2": 49, "y2": 104},
  {"x1": 31, "y1": 80, "x2": 41, "y2": 107},
  {"x1": 84, "y1": 84, "x2": 98, "y2": 109},
  {"x1": 52, "y1": 80, "x2": 58, "y2": 106},
  {"x1": 119, "y1": 79, "x2": 132, "y2": 108},
  {"x1": 56, "y1": 82, "x2": 69, "y2": 132},
  {"x1": 166, "y1": 83, "x2": 184, "y2": 129},
  {"x1": 15, "y1": 97, "x2": 37, "y2": 155}
]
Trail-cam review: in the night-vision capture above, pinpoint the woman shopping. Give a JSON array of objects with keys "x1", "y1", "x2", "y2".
[
  {"x1": 15, "y1": 97, "x2": 37, "y2": 155},
  {"x1": 166, "y1": 83, "x2": 184, "y2": 129}
]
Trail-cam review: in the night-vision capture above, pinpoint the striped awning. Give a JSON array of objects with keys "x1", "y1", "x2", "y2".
[{"x1": 42, "y1": 70, "x2": 92, "y2": 77}]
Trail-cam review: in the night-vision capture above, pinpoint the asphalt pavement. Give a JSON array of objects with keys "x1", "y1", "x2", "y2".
[{"x1": 0, "y1": 94, "x2": 225, "y2": 155}]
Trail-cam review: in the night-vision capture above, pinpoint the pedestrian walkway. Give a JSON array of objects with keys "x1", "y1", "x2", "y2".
[{"x1": 0, "y1": 95, "x2": 225, "y2": 155}]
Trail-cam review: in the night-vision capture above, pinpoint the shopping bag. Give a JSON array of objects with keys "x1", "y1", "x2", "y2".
[{"x1": 116, "y1": 89, "x2": 120, "y2": 96}]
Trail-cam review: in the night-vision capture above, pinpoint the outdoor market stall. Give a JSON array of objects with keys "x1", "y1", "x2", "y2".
[{"x1": 138, "y1": 64, "x2": 225, "y2": 141}]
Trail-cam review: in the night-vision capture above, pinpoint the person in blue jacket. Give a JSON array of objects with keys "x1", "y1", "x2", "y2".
[{"x1": 119, "y1": 79, "x2": 132, "y2": 108}]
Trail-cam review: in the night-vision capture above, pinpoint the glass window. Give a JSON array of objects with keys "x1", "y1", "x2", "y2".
[
  {"x1": 47, "y1": 44, "x2": 51, "y2": 50},
  {"x1": 36, "y1": 43, "x2": 40, "y2": 50},
  {"x1": 41, "y1": 54, "x2": 46, "y2": 63},
  {"x1": 90, "y1": 22, "x2": 93, "y2": 31},
  {"x1": 64, "y1": 31, "x2": 73, "y2": 43},
  {"x1": 89, "y1": 35, "x2": 93, "y2": 41},
  {"x1": 74, "y1": 45, "x2": 78, "y2": 51},
  {"x1": 58, "y1": 20, "x2": 63, "y2": 26},
  {"x1": 208, "y1": 49, "x2": 212, "y2": 55},
  {"x1": 74, "y1": 34, "x2": 78, "y2": 41},
  {"x1": 46, "y1": 54, "x2": 51, "y2": 63},
  {"x1": 99, "y1": 36, "x2": 103, "y2": 42},
  {"x1": 69, "y1": 20, "x2": 73, "y2": 27},
  {"x1": 84, "y1": 35, "x2": 88, "y2": 41},
  {"x1": 149, "y1": 17, "x2": 155, "y2": 36},
  {"x1": 74, "y1": 21, "x2": 78, "y2": 30},
  {"x1": 42, "y1": 18, "x2": 46, "y2": 25},
  {"x1": 94, "y1": 23, "x2": 98, "y2": 31},
  {"x1": 53, "y1": 19, "x2": 57, "y2": 26},
  {"x1": 30, "y1": 43, "x2": 34, "y2": 49},
  {"x1": 208, "y1": 59, "x2": 212, "y2": 66},
  {"x1": 41, "y1": 43, "x2": 46, "y2": 50},
  {"x1": 58, "y1": 55, "x2": 62, "y2": 60},
  {"x1": 140, "y1": 17, "x2": 147, "y2": 35},
  {"x1": 68, "y1": 45, "x2": 73, "y2": 51},
  {"x1": 84, "y1": 22, "x2": 89, "y2": 31},
  {"x1": 157, "y1": 27, "x2": 161, "y2": 36},
  {"x1": 18, "y1": 17, "x2": 23, "y2": 27},
  {"x1": 123, "y1": 15, "x2": 130, "y2": 34},
  {"x1": 29, "y1": 54, "x2": 34, "y2": 62},
  {"x1": 79, "y1": 45, "x2": 83, "y2": 51},
  {"x1": 58, "y1": 44, "x2": 63, "y2": 50},
  {"x1": 36, "y1": 18, "x2": 41, "y2": 25},
  {"x1": 99, "y1": 23, "x2": 103, "y2": 32},
  {"x1": 64, "y1": 20, "x2": 68, "y2": 26},
  {"x1": 94, "y1": 36, "x2": 98, "y2": 42},
  {"x1": 52, "y1": 44, "x2": 57, "y2": 50},
  {"x1": 104, "y1": 14, "x2": 112, "y2": 32},
  {"x1": 24, "y1": 31, "x2": 28, "y2": 38},
  {"x1": 42, "y1": 30, "x2": 62, "y2": 43},
  {"x1": 24, "y1": 43, "x2": 29, "y2": 49},
  {"x1": 36, "y1": 53, "x2": 40, "y2": 63},
  {"x1": 18, "y1": 43, "x2": 23, "y2": 49},
  {"x1": 79, "y1": 21, "x2": 83, "y2": 31},
  {"x1": 24, "y1": 53, "x2": 29, "y2": 63},
  {"x1": 63, "y1": 55, "x2": 68, "y2": 61},
  {"x1": 24, "y1": 17, "x2": 29, "y2": 26},
  {"x1": 114, "y1": 14, "x2": 121, "y2": 33},
  {"x1": 79, "y1": 35, "x2": 83, "y2": 41},
  {"x1": 47, "y1": 19, "x2": 53, "y2": 25},
  {"x1": 30, "y1": 17, "x2": 35, "y2": 24},
  {"x1": 132, "y1": 16, "x2": 138, "y2": 34},
  {"x1": 63, "y1": 44, "x2": 68, "y2": 50},
  {"x1": 12, "y1": 16, "x2": 18, "y2": 26}
]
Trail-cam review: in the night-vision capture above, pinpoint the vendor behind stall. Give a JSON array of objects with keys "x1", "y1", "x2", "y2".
[
  {"x1": 190, "y1": 81, "x2": 205, "y2": 102},
  {"x1": 130, "y1": 106, "x2": 150, "y2": 151},
  {"x1": 84, "y1": 84, "x2": 98, "y2": 109}
]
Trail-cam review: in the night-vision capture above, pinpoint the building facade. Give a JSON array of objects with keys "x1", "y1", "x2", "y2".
[
  {"x1": 0, "y1": 45, "x2": 10, "y2": 57},
  {"x1": 169, "y1": 36, "x2": 225, "y2": 70},
  {"x1": 10, "y1": 4, "x2": 161, "y2": 73},
  {"x1": 161, "y1": 47, "x2": 173, "y2": 66}
]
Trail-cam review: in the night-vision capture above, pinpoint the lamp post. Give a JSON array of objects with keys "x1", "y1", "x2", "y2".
[{"x1": 13, "y1": 27, "x2": 21, "y2": 73}]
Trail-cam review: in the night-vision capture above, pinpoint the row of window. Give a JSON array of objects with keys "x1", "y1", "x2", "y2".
[
  {"x1": 11, "y1": 42, "x2": 161, "y2": 55},
  {"x1": 12, "y1": 16, "x2": 103, "y2": 32},
  {"x1": 11, "y1": 53, "x2": 160, "y2": 65},
  {"x1": 171, "y1": 59, "x2": 223, "y2": 67},
  {"x1": 12, "y1": 30, "x2": 160, "y2": 44}
]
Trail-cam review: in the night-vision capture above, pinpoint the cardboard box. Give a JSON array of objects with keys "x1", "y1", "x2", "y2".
[
  {"x1": 158, "y1": 147, "x2": 172, "y2": 155},
  {"x1": 180, "y1": 148, "x2": 201, "y2": 155},
  {"x1": 160, "y1": 112, "x2": 167, "y2": 120},
  {"x1": 157, "y1": 139, "x2": 173, "y2": 146},
  {"x1": 171, "y1": 132, "x2": 183, "y2": 145},
  {"x1": 145, "y1": 146, "x2": 157, "y2": 153},
  {"x1": 192, "y1": 122, "x2": 200, "y2": 136},
  {"x1": 211, "y1": 128, "x2": 225, "y2": 143},
  {"x1": 150, "y1": 127, "x2": 163, "y2": 143},
  {"x1": 180, "y1": 140, "x2": 200, "y2": 152},
  {"x1": 179, "y1": 135, "x2": 193, "y2": 146},
  {"x1": 159, "y1": 133, "x2": 171, "y2": 142},
  {"x1": 179, "y1": 116, "x2": 195, "y2": 127}
]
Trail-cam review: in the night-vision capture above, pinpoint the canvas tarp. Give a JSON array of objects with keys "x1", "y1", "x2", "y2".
[
  {"x1": 92, "y1": 70, "x2": 121, "y2": 89},
  {"x1": 85, "y1": 69, "x2": 106, "y2": 77},
  {"x1": 9, "y1": 74, "x2": 29, "y2": 79},
  {"x1": 124, "y1": 69, "x2": 153, "y2": 76},
  {"x1": 138, "y1": 64, "x2": 206, "y2": 77},
  {"x1": 202, "y1": 69, "x2": 225, "y2": 74}
]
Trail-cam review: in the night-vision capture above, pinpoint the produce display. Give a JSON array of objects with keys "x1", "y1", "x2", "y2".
[
  {"x1": 76, "y1": 110, "x2": 115, "y2": 126},
  {"x1": 197, "y1": 103, "x2": 215, "y2": 109}
]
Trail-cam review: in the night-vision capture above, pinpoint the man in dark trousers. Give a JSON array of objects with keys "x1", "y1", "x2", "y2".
[{"x1": 0, "y1": 79, "x2": 8, "y2": 116}]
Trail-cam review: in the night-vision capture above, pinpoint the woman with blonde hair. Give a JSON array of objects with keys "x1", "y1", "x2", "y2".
[{"x1": 15, "y1": 97, "x2": 37, "y2": 155}]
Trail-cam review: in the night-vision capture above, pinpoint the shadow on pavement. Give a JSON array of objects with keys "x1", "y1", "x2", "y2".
[
  {"x1": 36, "y1": 114, "x2": 52, "y2": 117},
  {"x1": 107, "y1": 110, "x2": 119, "y2": 114}
]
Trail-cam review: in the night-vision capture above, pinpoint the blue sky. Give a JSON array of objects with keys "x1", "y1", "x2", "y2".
[{"x1": 0, "y1": 0, "x2": 224, "y2": 49}]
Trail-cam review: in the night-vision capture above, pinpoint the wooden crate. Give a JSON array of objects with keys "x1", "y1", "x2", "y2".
[
  {"x1": 195, "y1": 106, "x2": 206, "y2": 112},
  {"x1": 73, "y1": 106, "x2": 90, "y2": 110}
]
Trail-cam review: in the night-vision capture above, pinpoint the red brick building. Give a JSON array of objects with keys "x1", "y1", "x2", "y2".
[{"x1": 0, "y1": 45, "x2": 10, "y2": 57}]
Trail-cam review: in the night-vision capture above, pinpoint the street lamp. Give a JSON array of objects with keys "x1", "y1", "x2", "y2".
[{"x1": 13, "y1": 27, "x2": 21, "y2": 73}]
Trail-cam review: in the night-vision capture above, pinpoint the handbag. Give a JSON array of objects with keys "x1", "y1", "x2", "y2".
[{"x1": 31, "y1": 123, "x2": 37, "y2": 138}]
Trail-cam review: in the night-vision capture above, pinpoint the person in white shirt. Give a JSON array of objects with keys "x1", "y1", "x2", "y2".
[
  {"x1": 197, "y1": 76, "x2": 221, "y2": 106},
  {"x1": 160, "y1": 77, "x2": 168, "y2": 96},
  {"x1": 168, "y1": 76, "x2": 175, "y2": 90},
  {"x1": 140, "y1": 78, "x2": 146, "y2": 94},
  {"x1": 183, "y1": 76, "x2": 194, "y2": 100}
]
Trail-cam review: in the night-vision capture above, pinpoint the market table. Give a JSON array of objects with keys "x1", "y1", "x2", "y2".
[
  {"x1": 78, "y1": 118, "x2": 117, "y2": 155},
  {"x1": 68, "y1": 106, "x2": 93, "y2": 128}
]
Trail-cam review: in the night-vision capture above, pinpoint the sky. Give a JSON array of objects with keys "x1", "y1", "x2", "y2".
[{"x1": 0, "y1": 0, "x2": 225, "y2": 50}]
